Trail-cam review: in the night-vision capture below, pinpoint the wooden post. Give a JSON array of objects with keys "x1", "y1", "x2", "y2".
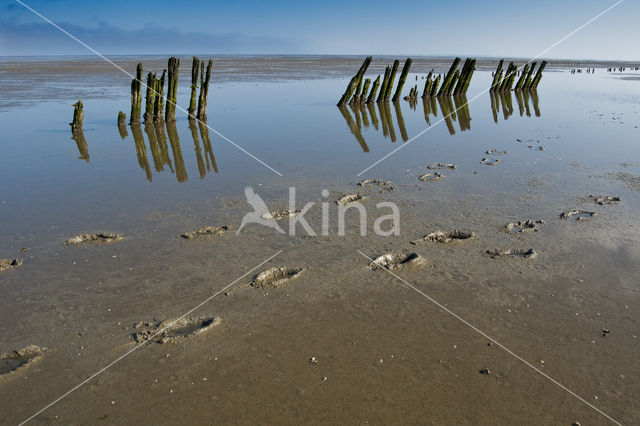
[
  {"x1": 490, "y1": 60, "x2": 503, "y2": 92},
  {"x1": 188, "y1": 56, "x2": 200, "y2": 118},
  {"x1": 197, "y1": 59, "x2": 213, "y2": 120},
  {"x1": 430, "y1": 74, "x2": 441, "y2": 97},
  {"x1": 377, "y1": 66, "x2": 391, "y2": 103},
  {"x1": 437, "y1": 57, "x2": 461, "y2": 96},
  {"x1": 130, "y1": 63, "x2": 143, "y2": 124},
  {"x1": 117, "y1": 111, "x2": 126, "y2": 127},
  {"x1": 337, "y1": 56, "x2": 372, "y2": 106},
  {"x1": 461, "y1": 59, "x2": 476, "y2": 93},
  {"x1": 70, "y1": 99, "x2": 83, "y2": 130},
  {"x1": 392, "y1": 58, "x2": 412, "y2": 102},
  {"x1": 422, "y1": 70, "x2": 433, "y2": 99},
  {"x1": 154, "y1": 69, "x2": 166, "y2": 122},
  {"x1": 359, "y1": 78, "x2": 371, "y2": 104},
  {"x1": 445, "y1": 69, "x2": 460, "y2": 96},
  {"x1": 165, "y1": 57, "x2": 179, "y2": 122},
  {"x1": 514, "y1": 64, "x2": 529, "y2": 90},
  {"x1": 523, "y1": 61, "x2": 537, "y2": 89},
  {"x1": 531, "y1": 61, "x2": 547, "y2": 89},
  {"x1": 143, "y1": 72, "x2": 156, "y2": 124},
  {"x1": 383, "y1": 59, "x2": 400, "y2": 102},
  {"x1": 453, "y1": 58, "x2": 470, "y2": 95},
  {"x1": 366, "y1": 75, "x2": 381, "y2": 104}
]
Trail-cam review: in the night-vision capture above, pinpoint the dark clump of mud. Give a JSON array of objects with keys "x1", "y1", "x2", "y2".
[
  {"x1": 369, "y1": 252, "x2": 424, "y2": 270},
  {"x1": 337, "y1": 194, "x2": 364, "y2": 206},
  {"x1": 427, "y1": 163, "x2": 456, "y2": 170},
  {"x1": 486, "y1": 149, "x2": 507, "y2": 155},
  {"x1": 180, "y1": 225, "x2": 231, "y2": 239},
  {"x1": 65, "y1": 233, "x2": 124, "y2": 245},
  {"x1": 357, "y1": 179, "x2": 394, "y2": 191},
  {"x1": 412, "y1": 229, "x2": 475, "y2": 244},
  {"x1": 0, "y1": 345, "x2": 45, "y2": 378},
  {"x1": 261, "y1": 209, "x2": 300, "y2": 220},
  {"x1": 0, "y1": 258, "x2": 23, "y2": 273},
  {"x1": 505, "y1": 220, "x2": 545, "y2": 234},
  {"x1": 418, "y1": 172, "x2": 443, "y2": 182},
  {"x1": 480, "y1": 158, "x2": 502, "y2": 166},
  {"x1": 486, "y1": 248, "x2": 538, "y2": 259},
  {"x1": 251, "y1": 266, "x2": 304, "y2": 289},
  {"x1": 561, "y1": 210, "x2": 597, "y2": 221},
  {"x1": 132, "y1": 316, "x2": 222, "y2": 344},
  {"x1": 589, "y1": 195, "x2": 621, "y2": 205}
]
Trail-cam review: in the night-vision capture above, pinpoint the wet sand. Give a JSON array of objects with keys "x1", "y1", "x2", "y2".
[{"x1": 1, "y1": 56, "x2": 640, "y2": 424}]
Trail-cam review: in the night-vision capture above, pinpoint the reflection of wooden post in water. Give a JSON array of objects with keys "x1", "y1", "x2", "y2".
[
  {"x1": 359, "y1": 104, "x2": 370, "y2": 128},
  {"x1": 71, "y1": 128, "x2": 90, "y2": 163},
  {"x1": 366, "y1": 102, "x2": 379, "y2": 130},
  {"x1": 350, "y1": 103, "x2": 363, "y2": 131},
  {"x1": 144, "y1": 123, "x2": 164, "y2": 172},
  {"x1": 530, "y1": 89, "x2": 541, "y2": 117},
  {"x1": 499, "y1": 91, "x2": 513, "y2": 120},
  {"x1": 437, "y1": 96, "x2": 456, "y2": 135},
  {"x1": 515, "y1": 89, "x2": 525, "y2": 116},
  {"x1": 453, "y1": 95, "x2": 471, "y2": 131},
  {"x1": 381, "y1": 102, "x2": 396, "y2": 142},
  {"x1": 422, "y1": 97, "x2": 432, "y2": 125},
  {"x1": 166, "y1": 121, "x2": 188, "y2": 182},
  {"x1": 490, "y1": 91, "x2": 499, "y2": 123},
  {"x1": 337, "y1": 105, "x2": 369, "y2": 152},
  {"x1": 154, "y1": 122, "x2": 173, "y2": 172},
  {"x1": 393, "y1": 101, "x2": 408, "y2": 141},
  {"x1": 377, "y1": 102, "x2": 389, "y2": 137},
  {"x1": 522, "y1": 90, "x2": 531, "y2": 117},
  {"x1": 130, "y1": 124, "x2": 152, "y2": 182},
  {"x1": 189, "y1": 119, "x2": 206, "y2": 178},
  {"x1": 430, "y1": 96, "x2": 438, "y2": 117},
  {"x1": 198, "y1": 120, "x2": 218, "y2": 174}
]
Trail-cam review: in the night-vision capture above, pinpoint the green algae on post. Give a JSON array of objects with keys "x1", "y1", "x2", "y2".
[
  {"x1": 197, "y1": 59, "x2": 213, "y2": 121},
  {"x1": 392, "y1": 58, "x2": 412, "y2": 102},
  {"x1": 188, "y1": 56, "x2": 200, "y2": 118},
  {"x1": 129, "y1": 63, "x2": 143, "y2": 124},
  {"x1": 337, "y1": 56, "x2": 372, "y2": 106},
  {"x1": 165, "y1": 57, "x2": 179, "y2": 122},
  {"x1": 70, "y1": 99, "x2": 83, "y2": 130}
]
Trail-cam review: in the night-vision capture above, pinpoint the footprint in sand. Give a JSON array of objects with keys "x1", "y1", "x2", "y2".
[
  {"x1": 180, "y1": 225, "x2": 232, "y2": 239},
  {"x1": 337, "y1": 194, "x2": 365, "y2": 206},
  {"x1": 368, "y1": 252, "x2": 424, "y2": 270},
  {"x1": 65, "y1": 233, "x2": 124, "y2": 245},
  {"x1": 505, "y1": 220, "x2": 545, "y2": 234},
  {"x1": 418, "y1": 172, "x2": 443, "y2": 182},
  {"x1": 480, "y1": 158, "x2": 502, "y2": 166},
  {"x1": 132, "y1": 316, "x2": 222, "y2": 344},
  {"x1": 561, "y1": 210, "x2": 597, "y2": 221},
  {"x1": 486, "y1": 248, "x2": 538, "y2": 259},
  {"x1": 357, "y1": 179, "x2": 394, "y2": 191},
  {"x1": 0, "y1": 345, "x2": 45, "y2": 379},
  {"x1": 411, "y1": 229, "x2": 474, "y2": 244},
  {"x1": 251, "y1": 266, "x2": 305, "y2": 289},
  {"x1": 486, "y1": 149, "x2": 508, "y2": 155},
  {"x1": 588, "y1": 195, "x2": 621, "y2": 205},
  {"x1": 427, "y1": 163, "x2": 457, "y2": 170},
  {"x1": 0, "y1": 258, "x2": 23, "y2": 273}
]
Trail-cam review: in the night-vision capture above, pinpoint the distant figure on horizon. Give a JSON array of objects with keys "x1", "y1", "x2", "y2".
[{"x1": 236, "y1": 186, "x2": 284, "y2": 235}]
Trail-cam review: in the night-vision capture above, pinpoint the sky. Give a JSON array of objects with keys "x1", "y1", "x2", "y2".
[{"x1": 0, "y1": 0, "x2": 638, "y2": 60}]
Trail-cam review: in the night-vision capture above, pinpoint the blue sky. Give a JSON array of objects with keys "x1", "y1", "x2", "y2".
[{"x1": 1, "y1": 0, "x2": 638, "y2": 60}]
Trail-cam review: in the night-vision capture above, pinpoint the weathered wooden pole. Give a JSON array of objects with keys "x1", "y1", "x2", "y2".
[
  {"x1": 514, "y1": 64, "x2": 529, "y2": 90},
  {"x1": 337, "y1": 56, "x2": 372, "y2": 106},
  {"x1": 350, "y1": 77, "x2": 364, "y2": 104},
  {"x1": 430, "y1": 74, "x2": 441, "y2": 97},
  {"x1": 392, "y1": 58, "x2": 412, "y2": 102},
  {"x1": 70, "y1": 99, "x2": 83, "y2": 130},
  {"x1": 453, "y1": 58, "x2": 471, "y2": 95},
  {"x1": 143, "y1": 72, "x2": 156, "y2": 124},
  {"x1": 117, "y1": 111, "x2": 127, "y2": 127},
  {"x1": 461, "y1": 59, "x2": 476, "y2": 93},
  {"x1": 499, "y1": 62, "x2": 516, "y2": 91},
  {"x1": 376, "y1": 66, "x2": 391, "y2": 103},
  {"x1": 197, "y1": 59, "x2": 213, "y2": 121},
  {"x1": 154, "y1": 69, "x2": 166, "y2": 122},
  {"x1": 366, "y1": 75, "x2": 381, "y2": 104},
  {"x1": 422, "y1": 70, "x2": 433, "y2": 99},
  {"x1": 445, "y1": 69, "x2": 460, "y2": 96},
  {"x1": 490, "y1": 60, "x2": 503, "y2": 92},
  {"x1": 359, "y1": 78, "x2": 371, "y2": 104},
  {"x1": 188, "y1": 56, "x2": 200, "y2": 118},
  {"x1": 437, "y1": 57, "x2": 461, "y2": 96},
  {"x1": 129, "y1": 63, "x2": 143, "y2": 124},
  {"x1": 523, "y1": 61, "x2": 537, "y2": 89},
  {"x1": 165, "y1": 57, "x2": 179, "y2": 122},
  {"x1": 383, "y1": 59, "x2": 400, "y2": 102},
  {"x1": 531, "y1": 61, "x2": 547, "y2": 89}
]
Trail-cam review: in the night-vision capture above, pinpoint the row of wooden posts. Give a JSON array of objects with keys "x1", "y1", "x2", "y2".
[
  {"x1": 119, "y1": 56, "x2": 213, "y2": 126},
  {"x1": 490, "y1": 59, "x2": 547, "y2": 92},
  {"x1": 337, "y1": 57, "x2": 477, "y2": 106}
]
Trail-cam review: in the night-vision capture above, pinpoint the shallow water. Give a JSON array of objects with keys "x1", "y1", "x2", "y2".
[{"x1": 1, "y1": 56, "x2": 640, "y2": 424}]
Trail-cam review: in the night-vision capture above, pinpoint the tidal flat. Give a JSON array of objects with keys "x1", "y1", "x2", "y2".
[{"x1": 0, "y1": 55, "x2": 639, "y2": 424}]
